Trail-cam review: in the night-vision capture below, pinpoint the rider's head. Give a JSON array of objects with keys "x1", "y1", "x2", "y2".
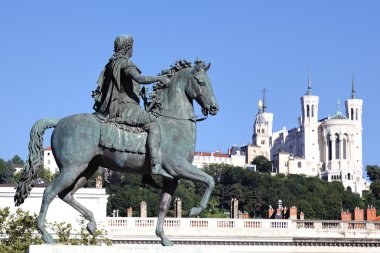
[{"x1": 114, "y1": 35, "x2": 133, "y2": 56}]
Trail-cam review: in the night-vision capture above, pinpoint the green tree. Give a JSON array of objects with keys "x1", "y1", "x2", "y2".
[
  {"x1": 252, "y1": 155, "x2": 272, "y2": 173},
  {"x1": 10, "y1": 155, "x2": 24, "y2": 166},
  {"x1": 0, "y1": 208, "x2": 42, "y2": 253},
  {"x1": 37, "y1": 167, "x2": 54, "y2": 183},
  {"x1": 0, "y1": 159, "x2": 13, "y2": 184},
  {"x1": 370, "y1": 180, "x2": 380, "y2": 199},
  {"x1": 366, "y1": 165, "x2": 380, "y2": 181}
]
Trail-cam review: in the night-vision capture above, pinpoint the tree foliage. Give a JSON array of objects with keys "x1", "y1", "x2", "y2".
[
  {"x1": 0, "y1": 207, "x2": 42, "y2": 253},
  {"x1": 251, "y1": 155, "x2": 272, "y2": 173},
  {"x1": 367, "y1": 165, "x2": 380, "y2": 181},
  {"x1": 0, "y1": 159, "x2": 14, "y2": 184}
]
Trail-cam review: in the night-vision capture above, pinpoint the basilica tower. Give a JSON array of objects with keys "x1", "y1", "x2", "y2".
[
  {"x1": 344, "y1": 75, "x2": 363, "y2": 186},
  {"x1": 300, "y1": 74, "x2": 320, "y2": 167},
  {"x1": 252, "y1": 89, "x2": 273, "y2": 159}
]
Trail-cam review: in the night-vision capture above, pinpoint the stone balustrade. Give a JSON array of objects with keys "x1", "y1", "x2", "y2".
[{"x1": 106, "y1": 217, "x2": 380, "y2": 239}]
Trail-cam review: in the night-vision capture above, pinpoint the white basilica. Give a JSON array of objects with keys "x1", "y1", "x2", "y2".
[{"x1": 241, "y1": 76, "x2": 369, "y2": 195}]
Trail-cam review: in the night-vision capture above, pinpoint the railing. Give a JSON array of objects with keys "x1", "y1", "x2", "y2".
[{"x1": 106, "y1": 217, "x2": 380, "y2": 239}]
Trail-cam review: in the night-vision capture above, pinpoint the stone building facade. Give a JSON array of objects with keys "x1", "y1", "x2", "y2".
[{"x1": 244, "y1": 76, "x2": 369, "y2": 195}]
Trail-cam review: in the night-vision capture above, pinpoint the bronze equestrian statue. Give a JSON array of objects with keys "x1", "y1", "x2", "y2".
[{"x1": 14, "y1": 35, "x2": 219, "y2": 246}]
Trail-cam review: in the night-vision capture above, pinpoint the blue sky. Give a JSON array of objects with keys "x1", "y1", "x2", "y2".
[{"x1": 1, "y1": 1, "x2": 379, "y2": 171}]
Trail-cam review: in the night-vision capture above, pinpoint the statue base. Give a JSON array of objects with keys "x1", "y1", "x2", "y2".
[{"x1": 29, "y1": 244, "x2": 380, "y2": 253}]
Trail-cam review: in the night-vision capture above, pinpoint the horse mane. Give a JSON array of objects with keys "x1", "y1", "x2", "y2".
[
  {"x1": 147, "y1": 59, "x2": 209, "y2": 114},
  {"x1": 148, "y1": 60, "x2": 192, "y2": 114}
]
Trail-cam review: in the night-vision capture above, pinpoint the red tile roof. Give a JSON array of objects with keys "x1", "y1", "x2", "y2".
[{"x1": 194, "y1": 152, "x2": 229, "y2": 158}]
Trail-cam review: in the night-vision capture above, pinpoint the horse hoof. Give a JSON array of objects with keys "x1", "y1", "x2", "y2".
[
  {"x1": 161, "y1": 238, "x2": 174, "y2": 246},
  {"x1": 87, "y1": 221, "x2": 97, "y2": 236},
  {"x1": 188, "y1": 207, "x2": 202, "y2": 217}
]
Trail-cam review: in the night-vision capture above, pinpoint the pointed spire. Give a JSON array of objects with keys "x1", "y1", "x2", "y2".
[
  {"x1": 351, "y1": 73, "x2": 356, "y2": 99},
  {"x1": 261, "y1": 88, "x2": 267, "y2": 112},
  {"x1": 307, "y1": 71, "x2": 312, "y2": 95},
  {"x1": 336, "y1": 98, "x2": 341, "y2": 114}
]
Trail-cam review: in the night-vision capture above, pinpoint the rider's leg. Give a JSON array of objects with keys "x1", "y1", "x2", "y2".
[{"x1": 144, "y1": 121, "x2": 173, "y2": 179}]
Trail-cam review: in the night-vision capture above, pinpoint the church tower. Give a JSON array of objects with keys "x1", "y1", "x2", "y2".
[
  {"x1": 252, "y1": 89, "x2": 273, "y2": 159},
  {"x1": 344, "y1": 75, "x2": 363, "y2": 185},
  {"x1": 345, "y1": 75, "x2": 363, "y2": 124},
  {"x1": 300, "y1": 74, "x2": 320, "y2": 165}
]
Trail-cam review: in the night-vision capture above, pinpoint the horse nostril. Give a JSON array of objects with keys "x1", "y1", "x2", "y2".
[{"x1": 210, "y1": 106, "x2": 218, "y2": 112}]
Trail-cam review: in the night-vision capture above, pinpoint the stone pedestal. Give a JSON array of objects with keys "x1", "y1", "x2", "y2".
[
  {"x1": 28, "y1": 244, "x2": 380, "y2": 253},
  {"x1": 127, "y1": 207, "x2": 133, "y2": 217},
  {"x1": 230, "y1": 198, "x2": 238, "y2": 219},
  {"x1": 140, "y1": 201, "x2": 147, "y2": 218},
  {"x1": 174, "y1": 197, "x2": 182, "y2": 218}
]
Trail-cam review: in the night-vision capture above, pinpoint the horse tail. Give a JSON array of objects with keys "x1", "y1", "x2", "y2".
[{"x1": 14, "y1": 118, "x2": 60, "y2": 206}]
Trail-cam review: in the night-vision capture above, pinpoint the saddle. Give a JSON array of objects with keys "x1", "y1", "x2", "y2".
[{"x1": 96, "y1": 115, "x2": 148, "y2": 154}]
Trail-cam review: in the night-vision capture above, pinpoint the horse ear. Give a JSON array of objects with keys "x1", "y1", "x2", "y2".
[
  {"x1": 206, "y1": 62, "x2": 211, "y2": 71},
  {"x1": 194, "y1": 63, "x2": 201, "y2": 73}
]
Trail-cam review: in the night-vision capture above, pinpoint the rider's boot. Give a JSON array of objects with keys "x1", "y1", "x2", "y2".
[
  {"x1": 146, "y1": 121, "x2": 173, "y2": 179},
  {"x1": 151, "y1": 158, "x2": 173, "y2": 179}
]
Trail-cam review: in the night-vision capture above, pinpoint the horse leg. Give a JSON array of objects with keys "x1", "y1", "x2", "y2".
[
  {"x1": 38, "y1": 167, "x2": 83, "y2": 243},
  {"x1": 58, "y1": 173, "x2": 97, "y2": 236},
  {"x1": 155, "y1": 179, "x2": 178, "y2": 246},
  {"x1": 168, "y1": 160, "x2": 215, "y2": 217}
]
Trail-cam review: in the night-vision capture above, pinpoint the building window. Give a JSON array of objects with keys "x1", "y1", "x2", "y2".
[
  {"x1": 307, "y1": 105, "x2": 310, "y2": 118},
  {"x1": 328, "y1": 137, "x2": 332, "y2": 160},
  {"x1": 335, "y1": 134, "x2": 340, "y2": 159},
  {"x1": 343, "y1": 139, "x2": 347, "y2": 159},
  {"x1": 347, "y1": 173, "x2": 351, "y2": 180},
  {"x1": 261, "y1": 140, "x2": 265, "y2": 145},
  {"x1": 298, "y1": 162, "x2": 301, "y2": 168},
  {"x1": 312, "y1": 105, "x2": 314, "y2": 117},
  {"x1": 47, "y1": 160, "x2": 50, "y2": 164},
  {"x1": 47, "y1": 152, "x2": 50, "y2": 156},
  {"x1": 351, "y1": 108, "x2": 354, "y2": 120},
  {"x1": 356, "y1": 108, "x2": 359, "y2": 121},
  {"x1": 285, "y1": 162, "x2": 288, "y2": 167},
  {"x1": 262, "y1": 129, "x2": 265, "y2": 134}
]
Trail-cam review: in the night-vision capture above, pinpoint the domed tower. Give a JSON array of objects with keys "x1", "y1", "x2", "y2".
[
  {"x1": 252, "y1": 89, "x2": 273, "y2": 159},
  {"x1": 300, "y1": 73, "x2": 320, "y2": 163}
]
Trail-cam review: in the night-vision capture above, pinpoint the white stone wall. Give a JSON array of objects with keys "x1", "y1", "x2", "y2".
[{"x1": 0, "y1": 186, "x2": 109, "y2": 229}]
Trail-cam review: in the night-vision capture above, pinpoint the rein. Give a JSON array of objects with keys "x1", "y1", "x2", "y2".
[{"x1": 156, "y1": 112, "x2": 208, "y2": 123}]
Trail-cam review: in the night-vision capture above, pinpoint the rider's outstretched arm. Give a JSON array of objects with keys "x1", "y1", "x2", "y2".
[{"x1": 126, "y1": 67, "x2": 164, "y2": 84}]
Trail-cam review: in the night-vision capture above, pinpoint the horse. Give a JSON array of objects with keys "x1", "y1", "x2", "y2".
[{"x1": 14, "y1": 60, "x2": 219, "y2": 246}]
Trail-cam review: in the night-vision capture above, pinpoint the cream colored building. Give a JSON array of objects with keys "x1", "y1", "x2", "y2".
[
  {"x1": 192, "y1": 146, "x2": 246, "y2": 169},
  {"x1": 44, "y1": 146, "x2": 59, "y2": 174},
  {"x1": 245, "y1": 76, "x2": 369, "y2": 195}
]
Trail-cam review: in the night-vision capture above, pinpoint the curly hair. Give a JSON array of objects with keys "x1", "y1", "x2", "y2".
[{"x1": 114, "y1": 35, "x2": 133, "y2": 54}]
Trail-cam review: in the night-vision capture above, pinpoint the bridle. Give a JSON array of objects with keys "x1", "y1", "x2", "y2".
[{"x1": 156, "y1": 111, "x2": 208, "y2": 123}]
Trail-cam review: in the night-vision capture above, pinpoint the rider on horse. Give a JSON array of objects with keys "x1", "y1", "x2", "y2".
[{"x1": 92, "y1": 35, "x2": 172, "y2": 179}]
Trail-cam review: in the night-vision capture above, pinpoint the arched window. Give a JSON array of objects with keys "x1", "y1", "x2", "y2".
[
  {"x1": 262, "y1": 129, "x2": 265, "y2": 134},
  {"x1": 347, "y1": 173, "x2": 351, "y2": 180},
  {"x1": 312, "y1": 105, "x2": 315, "y2": 117},
  {"x1": 335, "y1": 134, "x2": 340, "y2": 159},
  {"x1": 328, "y1": 136, "x2": 332, "y2": 161},
  {"x1": 351, "y1": 108, "x2": 354, "y2": 120},
  {"x1": 343, "y1": 138, "x2": 347, "y2": 159},
  {"x1": 307, "y1": 105, "x2": 310, "y2": 117},
  {"x1": 356, "y1": 108, "x2": 359, "y2": 121}
]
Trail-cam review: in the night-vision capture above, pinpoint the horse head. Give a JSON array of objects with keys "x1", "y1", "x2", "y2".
[{"x1": 187, "y1": 60, "x2": 219, "y2": 116}]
